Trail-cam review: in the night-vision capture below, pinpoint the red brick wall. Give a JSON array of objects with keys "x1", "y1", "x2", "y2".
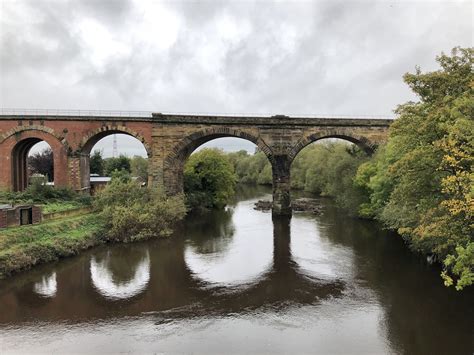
[{"x1": 0, "y1": 118, "x2": 154, "y2": 191}]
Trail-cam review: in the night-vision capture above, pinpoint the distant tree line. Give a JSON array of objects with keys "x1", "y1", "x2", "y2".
[
  {"x1": 90, "y1": 150, "x2": 148, "y2": 182},
  {"x1": 227, "y1": 142, "x2": 369, "y2": 213}
]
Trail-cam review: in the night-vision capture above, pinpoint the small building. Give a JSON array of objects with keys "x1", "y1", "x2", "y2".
[
  {"x1": 90, "y1": 176, "x2": 112, "y2": 195},
  {"x1": 0, "y1": 204, "x2": 42, "y2": 228}
]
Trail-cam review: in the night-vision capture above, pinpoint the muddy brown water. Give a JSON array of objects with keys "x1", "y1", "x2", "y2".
[{"x1": 0, "y1": 186, "x2": 472, "y2": 354}]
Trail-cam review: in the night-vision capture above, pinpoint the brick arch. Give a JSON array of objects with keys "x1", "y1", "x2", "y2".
[
  {"x1": 0, "y1": 129, "x2": 69, "y2": 191},
  {"x1": 78, "y1": 125, "x2": 152, "y2": 157},
  {"x1": 288, "y1": 130, "x2": 377, "y2": 163},
  {"x1": 0, "y1": 125, "x2": 67, "y2": 146},
  {"x1": 162, "y1": 127, "x2": 274, "y2": 194}
]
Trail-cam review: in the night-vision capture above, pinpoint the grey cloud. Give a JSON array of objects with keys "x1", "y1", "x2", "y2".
[
  {"x1": 75, "y1": 0, "x2": 133, "y2": 25},
  {"x1": 0, "y1": 1, "x2": 80, "y2": 72},
  {"x1": 169, "y1": 1, "x2": 227, "y2": 26},
  {"x1": 1, "y1": 1, "x2": 472, "y2": 116}
]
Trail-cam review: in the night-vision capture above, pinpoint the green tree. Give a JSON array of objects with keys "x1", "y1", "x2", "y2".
[
  {"x1": 130, "y1": 156, "x2": 148, "y2": 182},
  {"x1": 184, "y1": 148, "x2": 237, "y2": 210},
  {"x1": 90, "y1": 150, "x2": 104, "y2": 176},
  {"x1": 291, "y1": 141, "x2": 369, "y2": 212},
  {"x1": 228, "y1": 150, "x2": 272, "y2": 185},
  {"x1": 355, "y1": 47, "x2": 473, "y2": 289},
  {"x1": 95, "y1": 178, "x2": 186, "y2": 242},
  {"x1": 104, "y1": 155, "x2": 131, "y2": 176},
  {"x1": 28, "y1": 147, "x2": 54, "y2": 181}
]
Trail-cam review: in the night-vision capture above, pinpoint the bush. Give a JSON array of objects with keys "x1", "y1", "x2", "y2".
[
  {"x1": 95, "y1": 178, "x2": 186, "y2": 242},
  {"x1": 0, "y1": 181, "x2": 80, "y2": 205},
  {"x1": 184, "y1": 148, "x2": 237, "y2": 210},
  {"x1": 228, "y1": 150, "x2": 272, "y2": 185}
]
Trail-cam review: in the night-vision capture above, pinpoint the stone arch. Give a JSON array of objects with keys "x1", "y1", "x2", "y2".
[
  {"x1": 162, "y1": 127, "x2": 273, "y2": 194},
  {"x1": 0, "y1": 129, "x2": 69, "y2": 191},
  {"x1": 288, "y1": 130, "x2": 377, "y2": 163},
  {"x1": 78, "y1": 125, "x2": 152, "y2": 157}
]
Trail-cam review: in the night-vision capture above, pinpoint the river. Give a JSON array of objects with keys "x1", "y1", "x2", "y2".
[{"x1": 0, "y1": 185, "x2": 472, "y2": 354}]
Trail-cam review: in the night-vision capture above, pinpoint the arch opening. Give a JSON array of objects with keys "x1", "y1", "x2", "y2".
[
  {"x1": 183, "y1": 136, "x2": 271, "y2": 209},
  {"x1": 289, "y1": 137, "x2": 370, "y2": 208},
  {"x1": 289, "y1": 134, "x2": 375, "y2": 163},
  {"x1": 164, "y1": 131, "x2": 274, "y2": 197},
  {"x1": 11, "y1": 139, "x2": 54, "y2": 192},
  {"x1": 82, "y1": 132, "x2": 149, "y2": 194}
]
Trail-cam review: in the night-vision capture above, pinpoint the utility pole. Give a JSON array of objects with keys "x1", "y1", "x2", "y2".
[{"x1": 112, "y1": 134, "x2": 118, "y2": 158}]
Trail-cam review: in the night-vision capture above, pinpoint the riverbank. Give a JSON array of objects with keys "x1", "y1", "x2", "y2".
[
  {"x1": 0, "y1": 214, "x2": 105, "y2": 279},
  {"x1": 1, "y1": 187, "x2": 472, "y2": 355}
]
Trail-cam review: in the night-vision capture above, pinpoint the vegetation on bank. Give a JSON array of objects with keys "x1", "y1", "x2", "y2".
[
  {"x1": 0, "y1": 182, "x2": 92, "y2": 214},
  {"x1": 356, "y1": 47, "x2": 473, "y2": 290},
  {"x1": 0, "y1": 174, "x2": 186, "y2": 278},
  {"x1": 40, "y1": 201, "x2": 89, "y2": 214},
  {"x1": 184, "y1": 148, "x2": 237, "y2": 210},
  {"x1": 227, "y1": 150, "x2": 272, "y2": 185},
  {"x1": 0, "y1": 214, "x2": 104, "y2": 278},
  {"x1": 227, "y1": 142, "x2": 369, "y2": 214},
  {"x1": 95, "y1": 173, "x2": 186, "y2": 242}
]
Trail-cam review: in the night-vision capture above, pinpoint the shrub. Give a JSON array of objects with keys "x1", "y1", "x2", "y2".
[
  {"x1": 95, "y1": 178, "x2": 186, "y2": 242},
  {"x1": 184, "y1": 148, "x2": 237, "y2": 210}
]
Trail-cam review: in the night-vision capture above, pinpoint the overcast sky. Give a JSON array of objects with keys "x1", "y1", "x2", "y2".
[{"x1": 1, "y1": 0, "x2": 472, "y2": 156}]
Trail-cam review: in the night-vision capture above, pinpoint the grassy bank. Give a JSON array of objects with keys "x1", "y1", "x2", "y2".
[
  {"x1": 0, "y1": 214, "x2": 105, "y2": 279},
  {"x1": 0, "y1": 178, "x2": 187, "y2": 279},
  {"x1": 0, "y1": 184, "x2": 92, "y2": 215},
  {"x1": 40, "y1": 201, "x2": 89, "y2": 214}
]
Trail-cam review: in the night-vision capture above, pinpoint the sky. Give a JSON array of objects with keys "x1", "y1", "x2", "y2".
[{"x1": 1, "y1": 0, "x2": 472, "y2": 156}]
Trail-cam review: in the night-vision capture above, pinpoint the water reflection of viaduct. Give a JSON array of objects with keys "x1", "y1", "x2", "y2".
[
  {"x1": 1, "y1": 215, "x2": 345, "y2": 322},
  {"x1": 0, "y1": 112, "x2": 391, "y2": 215},
  {"x1": 2, "y1": 204, "x2": 473, "y2": 355}
]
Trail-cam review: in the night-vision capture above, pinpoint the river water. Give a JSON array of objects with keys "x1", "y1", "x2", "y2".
[{"x1": 0, "y1": 186, "x2": 472, "y2": 354}]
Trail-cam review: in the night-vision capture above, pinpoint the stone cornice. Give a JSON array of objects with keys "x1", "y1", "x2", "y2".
[{"x1": 0, "y1": 114, "x2": 393, "y2": 127}]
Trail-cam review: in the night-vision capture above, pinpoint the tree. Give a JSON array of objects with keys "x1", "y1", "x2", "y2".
[
  {"x1": 95, "y1": 178, "x2": 186, "y2": 242},
  {"x1": 28, "y1": 148, "x2": 54, "y2": 181},
  {"x1": 184, "y1": 148, "x2": 237, "y2": 210},
  {"x1": 290, "y1": 141, "x2": 369, "y2": 212},
  {"x1": 104, "y1": 155, "x2": 131, "y2": 176},
  {"x1": 90, "y1": 150, "x2": 104, "y2": 176},
  {"x1": 131, "y1": 156, "x2": 148, "y2": 182},
  {"x1": 228, "y1": 150, "x2": 272, "y2": 185},
  {"x1": 354, "y1": 47, "x2": 473, "y2": 289}
]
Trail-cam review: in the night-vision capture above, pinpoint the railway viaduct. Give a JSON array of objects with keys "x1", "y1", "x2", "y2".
[{"x1": 0, "y1": 112, "x2": 392, "y2": 215}]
